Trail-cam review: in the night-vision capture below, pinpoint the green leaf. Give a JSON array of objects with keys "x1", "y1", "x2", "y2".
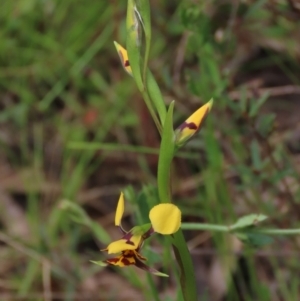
[
  {"x1": 230, "y1": 214, "x2": 268, "y2": 231},
  {"x1": 60, "y1": 200, "x2": 110, "y2": 243},
  {"x1": 136, "y1": 190, "x2": 151, "y2": 223},
  {"x1": 136, "y1": 186, "x2": 159, "y2": 223},
  {"x1": 249, "y1": 92, "x2": 269, "y2": 117},
  {"x1": 256, "y1": 113, "x2": 276, "y2": 137},
  {"x1": 146, "y1": 69, "x2": 167, "y2": 125},
  {"x1": 250, "y1": 139, "x2": 262, "y2": 170},
  {"x1": 239, "y1": 86, "x2": 248, "y2": 113},
  {"x1": 171, "y1": 230, "x2": 197, "y2": 300},
  {"x1": 235, "y1": 231, "x2": 274, "y2": 247},
  {"x1": 157, "y1": 101, "x2": 175, "y2": 203}
]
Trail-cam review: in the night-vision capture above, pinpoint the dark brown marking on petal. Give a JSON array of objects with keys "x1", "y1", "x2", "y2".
[
  {"x1": 178, "y1": 106, "x2": 210, "y2": 132},
  {"x1": 134, "y1": 255, "x2": 160, "y2": 274},
  {"x1": 178, "y1": 121, "x2": 198, "y2": 131},
  {"x1": 122, "y1": 250, "x2": 129, "y2": 256},
  {"x1": 122, "y1": 232, "x2": 133, "y2": 240},
  {"x1": 186, "y1": 122, "x2": 198, "y2": 130},
  {"x1": 143, "y1": 226, "x2": 155, "y2": 240},
  {"x1": 118, "y1": 50, "x2": 130, "y2": 68},
  {"x1": 122, "y1": 232, "x2": 136, "y2": 246},
  {"x1": 106, "y1": 257, "x2": 120, "y2": 264},
  {"x1": 121, "y1": 257, "x2": 135, "y2": 266},
  {"x1": 123, "y1": 250, "x2": 134, "y2": 257},
  {"x1": 134, "y1": 250, "x2": 147, "y2": 261}
]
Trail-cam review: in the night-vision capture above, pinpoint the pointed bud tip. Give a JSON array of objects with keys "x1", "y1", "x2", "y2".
[
  {"x1": 115, "y1": 192, "x2": 125, "y2": 226},
  {"x1": 90, "y1": 260, "x2": 108, "y2": 267},
  {"x1": 153, "y1": 271, "x2": 169, "y2": 277},
  {"x1": 207, "y1": 98, "x2": 214, "y2": 110}
]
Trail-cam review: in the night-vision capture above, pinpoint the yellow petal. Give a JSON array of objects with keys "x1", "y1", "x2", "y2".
[
  {"x1": 115, "y1": 192, "x2": 125, "y2": 226},
  {"x1": 129, "y1": 234, "x2": 142, "y2": 248},
  {"x1": 149, "y1": 204, "x2": 181, "y2": 235},
  {"x1": 106, "y1": 239, "x2": 136, "y2": 254},
  {"x1": 104, "y1": 234, "x2": 142, "y2": 254},
  {"x1": 113, "y1": 41, "x2": 132, "y2": 75},
  {"x1": 185, "y1": 98, "x2": 213, "y2": 126},
  {"x1": 176, "y1": 98, "x2": 213, "y2": 145}
]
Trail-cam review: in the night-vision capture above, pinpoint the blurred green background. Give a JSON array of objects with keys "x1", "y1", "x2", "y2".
[{"x1": 1, "y1": 0, "x2": 300, "y2": 300}]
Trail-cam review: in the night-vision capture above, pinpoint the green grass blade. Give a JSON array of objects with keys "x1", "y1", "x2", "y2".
[{"x1": 146, "y1": 69, "x2": 167, "y2": 125}]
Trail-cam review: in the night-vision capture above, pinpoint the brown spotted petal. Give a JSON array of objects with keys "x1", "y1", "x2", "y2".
[
  {"x1": 103, "y1": 250, "x2": 146, "y2": 268},
  {"x1": 102, "y1": 231, "x2": 143, "y2": 254},
  {"x1": 105, "y1": 250, "x2": 137, "y2": 267},
  {"x1": 94, "y1": 249, "x2": 168, "y2": 277}
]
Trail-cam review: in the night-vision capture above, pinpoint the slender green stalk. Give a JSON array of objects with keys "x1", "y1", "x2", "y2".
[
  {"x1": 157, "y1": 102, "x2": 175, "y2": 204},
  {"x1": 181, "y1": 222, "x2": 300, "y2": 236},
  {"x1": 258, "y1": 228, "x2": 300, "y2": 235},
  {"x1": 157, "y1": 103, "x2": 197, "y2": 301},
  {"x1": 181, "y1": 223, "x2": 229, "y2": 232},
  {"x1": 68, "y1": 142, "x2": 199, "y2": 159}
]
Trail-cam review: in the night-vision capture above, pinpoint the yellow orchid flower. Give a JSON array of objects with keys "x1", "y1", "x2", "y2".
[
  {"x1": 114, "y1": 41, "x2": 132, "y2": 76},
  {"x1": 175, "y1": 99, "x2": 213, "y2": 147},
  {"x1": 93, "y1": 192, "x2": 181, "y2": 276}
]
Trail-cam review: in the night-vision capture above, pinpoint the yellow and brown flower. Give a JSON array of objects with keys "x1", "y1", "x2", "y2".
[
  {"x1": 114, "y1": 42, "x2": 132, "y2": 76},
  {"x1": 175, "y1": 99, "x2": 213, "y2": 147},
  {"x1": 92, "y1": 192, "x2": 181, "y2": 276}
]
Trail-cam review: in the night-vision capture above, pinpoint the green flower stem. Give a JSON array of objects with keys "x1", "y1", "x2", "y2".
[
  {"x1": 257, "y1": 228, "x2": 300, "y2": 235},
  {"x1": 68, "y1": 142, "x2": 199, "y2": 159},
  {"x1": 181, "y1": 223, "x2": 229, "y2": 232},
  {"x1": 157, "y1": 102, "x2": 175, "y2": 204},
  {"x1": 157, "y1": 102, "x2": 197, "y2": 301},
  {"x1": 181, "y1": 222, "x2": 300, "y2": 235}
]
